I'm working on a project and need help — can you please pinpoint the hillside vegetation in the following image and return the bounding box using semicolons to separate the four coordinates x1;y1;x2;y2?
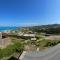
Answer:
1;24;60;60
21;24;60;34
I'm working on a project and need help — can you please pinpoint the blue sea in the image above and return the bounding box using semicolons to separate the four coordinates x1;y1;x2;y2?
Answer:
0;26;17;32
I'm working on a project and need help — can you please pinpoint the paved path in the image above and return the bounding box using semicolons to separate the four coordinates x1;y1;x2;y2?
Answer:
20;44;60;60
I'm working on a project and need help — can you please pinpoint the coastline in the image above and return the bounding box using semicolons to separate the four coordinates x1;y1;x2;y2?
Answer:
0;26;17;32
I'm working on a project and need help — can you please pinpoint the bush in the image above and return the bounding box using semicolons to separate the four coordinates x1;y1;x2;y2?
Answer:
0;42;24;59
42;40;60;47
36;39;60;47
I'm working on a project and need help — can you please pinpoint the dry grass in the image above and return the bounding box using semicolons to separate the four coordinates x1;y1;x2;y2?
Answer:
45;35;60;40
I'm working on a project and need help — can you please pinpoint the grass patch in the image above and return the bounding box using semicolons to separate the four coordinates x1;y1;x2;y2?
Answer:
0;42;24;59
36;39;60;47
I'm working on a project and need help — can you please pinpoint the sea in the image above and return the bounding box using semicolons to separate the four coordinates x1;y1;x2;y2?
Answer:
0;26;17;32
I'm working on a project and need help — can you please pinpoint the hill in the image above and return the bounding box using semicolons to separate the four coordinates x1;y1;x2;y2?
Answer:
18;24;60;34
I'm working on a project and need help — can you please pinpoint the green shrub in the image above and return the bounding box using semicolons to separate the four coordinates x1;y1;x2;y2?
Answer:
0;42;24;59
36;39;60;47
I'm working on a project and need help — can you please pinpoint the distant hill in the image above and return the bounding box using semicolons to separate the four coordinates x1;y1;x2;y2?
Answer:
19;24;60;34
27;24;60;29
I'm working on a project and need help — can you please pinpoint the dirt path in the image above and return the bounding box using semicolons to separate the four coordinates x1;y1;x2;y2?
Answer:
45;35;60;40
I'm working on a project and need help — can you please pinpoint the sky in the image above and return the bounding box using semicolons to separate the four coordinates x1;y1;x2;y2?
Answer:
0;0;60;26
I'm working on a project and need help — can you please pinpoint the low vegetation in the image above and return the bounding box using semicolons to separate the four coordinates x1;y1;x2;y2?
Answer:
0;42;24;60
0;36;60;60
36;39;60;47
10;35;60;49
1;24;60;60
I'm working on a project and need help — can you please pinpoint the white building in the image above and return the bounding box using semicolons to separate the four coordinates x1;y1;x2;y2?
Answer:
31;38;36;41
23;34;36;37
18;32;24;36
